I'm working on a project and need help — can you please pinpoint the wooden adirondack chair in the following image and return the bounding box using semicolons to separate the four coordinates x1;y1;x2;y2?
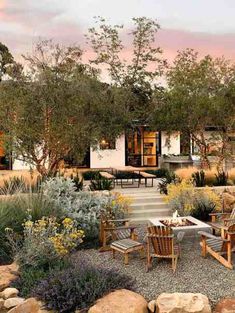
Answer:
199;223;235;269
99;216;138;252
146;226;180;272
209;207;235;238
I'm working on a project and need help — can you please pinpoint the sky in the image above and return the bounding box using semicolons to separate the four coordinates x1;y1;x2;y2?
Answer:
1;0;235;63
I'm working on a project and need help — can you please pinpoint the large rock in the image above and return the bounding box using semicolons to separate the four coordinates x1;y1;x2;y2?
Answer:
4;297;25;309
214;298;235;313
88;289;148;313
0;263;19;291
7;298;40;313
0;287;19;299
155;293;211;313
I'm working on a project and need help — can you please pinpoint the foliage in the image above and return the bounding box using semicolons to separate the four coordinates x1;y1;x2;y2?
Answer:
0;40;126;176
90;174;114;191
0;176;28;195
42;176;77;212
165;180;221;219
32;259;134;313
87;17;166;124
0;42;14;80
192;170;206;187
70;192;131;240
83;171;100;181
115;171;140;179
158;171;179;194
145;168;169;178
10;217;84;269
215;170;229;186
0;191;63;265
152;49;235;169
70;172;83;191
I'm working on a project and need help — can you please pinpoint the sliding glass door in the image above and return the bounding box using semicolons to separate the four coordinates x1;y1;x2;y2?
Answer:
126;127;160;167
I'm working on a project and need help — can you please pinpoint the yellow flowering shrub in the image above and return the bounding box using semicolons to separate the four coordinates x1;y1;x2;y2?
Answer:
165;180;221;220
16;217;84;268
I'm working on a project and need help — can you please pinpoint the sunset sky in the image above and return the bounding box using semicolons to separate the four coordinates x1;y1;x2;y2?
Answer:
1;0;235;63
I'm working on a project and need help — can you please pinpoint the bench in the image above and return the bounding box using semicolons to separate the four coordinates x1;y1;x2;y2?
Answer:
134;171;156;187
99;171;116;187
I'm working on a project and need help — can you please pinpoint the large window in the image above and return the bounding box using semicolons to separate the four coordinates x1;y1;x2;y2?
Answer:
126;127;160;167
99;138;116;150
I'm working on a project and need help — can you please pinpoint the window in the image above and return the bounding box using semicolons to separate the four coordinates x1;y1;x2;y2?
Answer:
99;138;116;150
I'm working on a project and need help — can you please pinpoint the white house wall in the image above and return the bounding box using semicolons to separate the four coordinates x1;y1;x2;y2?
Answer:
12;159;32;170
161;131;181;155
90;135;126;168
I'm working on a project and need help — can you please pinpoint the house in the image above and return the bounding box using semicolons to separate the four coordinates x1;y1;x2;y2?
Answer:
1;126;235;171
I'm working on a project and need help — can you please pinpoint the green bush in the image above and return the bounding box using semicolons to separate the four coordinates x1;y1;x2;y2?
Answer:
83;171;100;181
0;191;63;265
90;174;113;191
115;172;140;180
158;171;179;194
215;170;228;186
70;172;83;191
192;170;206;187
145;168;169;178
32;259;134;313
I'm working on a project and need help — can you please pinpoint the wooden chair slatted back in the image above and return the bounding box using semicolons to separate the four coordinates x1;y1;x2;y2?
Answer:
148;226;173;256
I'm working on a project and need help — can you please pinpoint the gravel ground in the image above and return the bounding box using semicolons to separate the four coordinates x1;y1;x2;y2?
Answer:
76;228;235;307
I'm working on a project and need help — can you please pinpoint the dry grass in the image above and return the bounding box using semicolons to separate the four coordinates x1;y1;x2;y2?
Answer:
175;167;198;180
228;168;235;183
0;170;40;187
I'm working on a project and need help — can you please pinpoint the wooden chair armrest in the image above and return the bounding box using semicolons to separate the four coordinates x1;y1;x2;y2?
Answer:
105;219;130;222
223;218;235;222
198;231;229;242
104;225;137;231
209;212;230;217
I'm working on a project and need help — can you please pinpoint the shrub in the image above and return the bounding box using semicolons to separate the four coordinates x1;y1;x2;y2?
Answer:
192;170;206;187
70;192;131;240
83;171;100;181
115;172;140;179
12;217;84;270
0;191;63;265
228;168;235;184
215;170;228;186
145;168;169;178
165;180;221;219
158;171;179;194
0;176;27;195
33;259;134;313
70;172;83;191
90;174;113;191
42;177;77;212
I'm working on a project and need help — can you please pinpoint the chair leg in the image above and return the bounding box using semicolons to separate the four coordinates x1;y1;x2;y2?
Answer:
112;249;116;259
124;253;129;265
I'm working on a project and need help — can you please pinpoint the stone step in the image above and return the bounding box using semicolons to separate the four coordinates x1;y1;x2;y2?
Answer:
130;202;169;210
129;208;171;219
119;188;159;195
130;196;165;204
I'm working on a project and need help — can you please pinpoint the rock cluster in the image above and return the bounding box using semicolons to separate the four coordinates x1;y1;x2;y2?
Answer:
0;288;53;313
88;290;213;313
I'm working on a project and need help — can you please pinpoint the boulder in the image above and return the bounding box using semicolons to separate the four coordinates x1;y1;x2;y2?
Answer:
0;298;4;309
0;288;19;299
0;263;19;291
214;298;235;313
148;300;156;312
7;298;40;313
4;297;25;309
156;293;211;313
88;289;148;313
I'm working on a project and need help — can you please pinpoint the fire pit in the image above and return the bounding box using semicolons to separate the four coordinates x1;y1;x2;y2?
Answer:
149;215;212;237
160;217;196;228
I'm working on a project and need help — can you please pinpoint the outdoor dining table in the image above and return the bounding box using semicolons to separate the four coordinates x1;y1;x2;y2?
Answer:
112;166;141;188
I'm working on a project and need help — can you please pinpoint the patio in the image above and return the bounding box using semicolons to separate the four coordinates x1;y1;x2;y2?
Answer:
76;233;235;307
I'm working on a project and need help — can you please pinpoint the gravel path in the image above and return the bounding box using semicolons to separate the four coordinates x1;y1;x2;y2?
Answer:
76;231;235;307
